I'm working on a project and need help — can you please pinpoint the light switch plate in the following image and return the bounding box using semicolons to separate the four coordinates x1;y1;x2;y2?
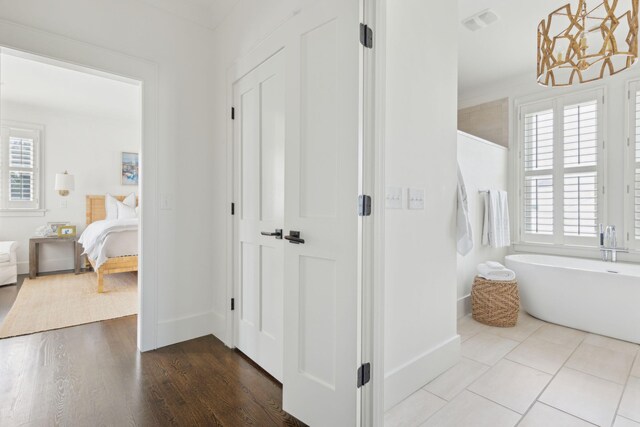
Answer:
408;188;425;210
160;193;172;210
386;187;403;209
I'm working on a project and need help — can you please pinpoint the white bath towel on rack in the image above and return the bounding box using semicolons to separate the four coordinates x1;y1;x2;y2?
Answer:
482;190;511;248
456;164;473;256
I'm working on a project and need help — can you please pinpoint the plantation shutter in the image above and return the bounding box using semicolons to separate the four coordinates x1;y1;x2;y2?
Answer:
0;125;41;210
563;100;598;237
523;108;554;235
9;136;35;202
634;90;640;240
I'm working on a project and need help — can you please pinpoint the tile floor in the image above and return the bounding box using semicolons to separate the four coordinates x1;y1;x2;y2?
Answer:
385;312;640;427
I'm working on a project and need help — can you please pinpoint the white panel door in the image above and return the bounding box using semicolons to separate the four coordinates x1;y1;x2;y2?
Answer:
283;0;362;424
234;51;285;382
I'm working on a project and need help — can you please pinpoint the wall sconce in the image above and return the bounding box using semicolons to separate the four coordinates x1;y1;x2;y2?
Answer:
54;171;75;196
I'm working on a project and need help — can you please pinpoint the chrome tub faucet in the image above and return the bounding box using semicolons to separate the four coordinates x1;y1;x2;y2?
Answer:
600;224;627;262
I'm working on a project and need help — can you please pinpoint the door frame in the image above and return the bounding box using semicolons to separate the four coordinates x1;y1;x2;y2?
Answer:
0;18;159;352
224;0;383;424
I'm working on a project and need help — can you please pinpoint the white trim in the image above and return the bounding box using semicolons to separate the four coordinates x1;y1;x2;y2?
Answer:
457;294;471;319
360;0;378;424
625;79;640;250
383;336;460;411
370;0;386;425
0;209;46;217
0;17;159;352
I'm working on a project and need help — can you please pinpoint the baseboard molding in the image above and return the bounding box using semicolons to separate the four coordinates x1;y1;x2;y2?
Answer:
210;310;229;346
384;335;461;411
157;311;216;348
457;294;471;319
17;258;75;275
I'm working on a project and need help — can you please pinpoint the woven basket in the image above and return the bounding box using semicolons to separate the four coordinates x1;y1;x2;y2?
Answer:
471;276;520;327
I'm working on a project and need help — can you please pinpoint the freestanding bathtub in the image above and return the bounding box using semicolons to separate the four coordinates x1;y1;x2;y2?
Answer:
505;254;640;344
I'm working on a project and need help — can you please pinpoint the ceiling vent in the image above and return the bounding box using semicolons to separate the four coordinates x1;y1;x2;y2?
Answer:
462;9;499;32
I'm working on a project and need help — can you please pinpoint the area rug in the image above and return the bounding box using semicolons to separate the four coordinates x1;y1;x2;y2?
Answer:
0;272;137;338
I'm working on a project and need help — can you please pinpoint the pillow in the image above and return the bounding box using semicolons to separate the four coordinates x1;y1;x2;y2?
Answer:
105;193;118;220
122;193;136;208
117;201;137;219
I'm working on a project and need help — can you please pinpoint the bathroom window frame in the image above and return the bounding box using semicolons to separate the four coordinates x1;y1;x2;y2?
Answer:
625;80;640;251
515;88;606;248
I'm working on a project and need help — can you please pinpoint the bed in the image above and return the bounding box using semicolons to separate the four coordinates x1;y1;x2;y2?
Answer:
81;195;138;293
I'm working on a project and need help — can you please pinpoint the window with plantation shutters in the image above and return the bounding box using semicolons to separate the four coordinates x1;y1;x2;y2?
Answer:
563;100;598;237
0;122;43;211
627;82;640;249
518;90;603;246
523;109;554;235
635;90;640;241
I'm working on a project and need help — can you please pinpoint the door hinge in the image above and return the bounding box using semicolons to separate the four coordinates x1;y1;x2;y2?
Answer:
231;298;235;311
231;202;235;215
360;23;373;49
358;194;372;216
231;107;235;120
357;362;371;388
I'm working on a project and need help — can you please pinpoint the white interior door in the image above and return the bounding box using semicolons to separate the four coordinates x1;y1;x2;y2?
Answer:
282;0;362;425
233;51;285;382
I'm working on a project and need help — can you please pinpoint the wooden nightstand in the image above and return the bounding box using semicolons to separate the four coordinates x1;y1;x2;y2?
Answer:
29;236;83;279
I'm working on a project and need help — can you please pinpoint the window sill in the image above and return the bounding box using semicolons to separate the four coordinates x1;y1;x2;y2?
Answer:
0;209;46;217
512;242;640;263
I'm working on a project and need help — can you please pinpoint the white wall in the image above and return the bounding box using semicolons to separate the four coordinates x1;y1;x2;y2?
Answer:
0;0;218;348
459;67;640;263
456;131;508;317
383;0;460;410
1;100;140;274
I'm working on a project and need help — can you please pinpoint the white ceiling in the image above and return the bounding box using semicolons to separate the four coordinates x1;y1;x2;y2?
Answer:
0;52;141;122
139;0;239;30
458;0;571;95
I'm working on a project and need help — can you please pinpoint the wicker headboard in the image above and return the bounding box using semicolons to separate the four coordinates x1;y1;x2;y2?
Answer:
86;195;138;225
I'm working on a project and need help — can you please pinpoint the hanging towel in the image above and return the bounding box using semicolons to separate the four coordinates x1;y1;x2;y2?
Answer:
482;190;511;248
477;262;516;281
456;164;473;256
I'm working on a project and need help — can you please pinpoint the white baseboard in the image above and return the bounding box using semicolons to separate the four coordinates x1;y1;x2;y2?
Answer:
384;335;461;411
156;311;216;348
17;258;75;275
457;294;471;319
210;310;229;346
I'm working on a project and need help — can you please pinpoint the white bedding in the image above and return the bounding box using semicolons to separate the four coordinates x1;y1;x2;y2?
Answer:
79;218;138;270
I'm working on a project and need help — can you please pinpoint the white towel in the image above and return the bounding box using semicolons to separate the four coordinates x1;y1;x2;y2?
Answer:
485;261;505;270
456;165;473;256
482;190;511;248
477;263;516;281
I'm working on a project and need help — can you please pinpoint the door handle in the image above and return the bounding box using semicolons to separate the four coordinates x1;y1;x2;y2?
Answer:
284;231;305;244
261;229;283;239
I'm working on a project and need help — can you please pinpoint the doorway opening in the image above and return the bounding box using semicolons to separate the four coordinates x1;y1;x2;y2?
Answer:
0;46;144;343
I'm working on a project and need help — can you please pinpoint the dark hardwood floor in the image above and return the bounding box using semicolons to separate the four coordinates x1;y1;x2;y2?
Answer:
0;276;304;426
